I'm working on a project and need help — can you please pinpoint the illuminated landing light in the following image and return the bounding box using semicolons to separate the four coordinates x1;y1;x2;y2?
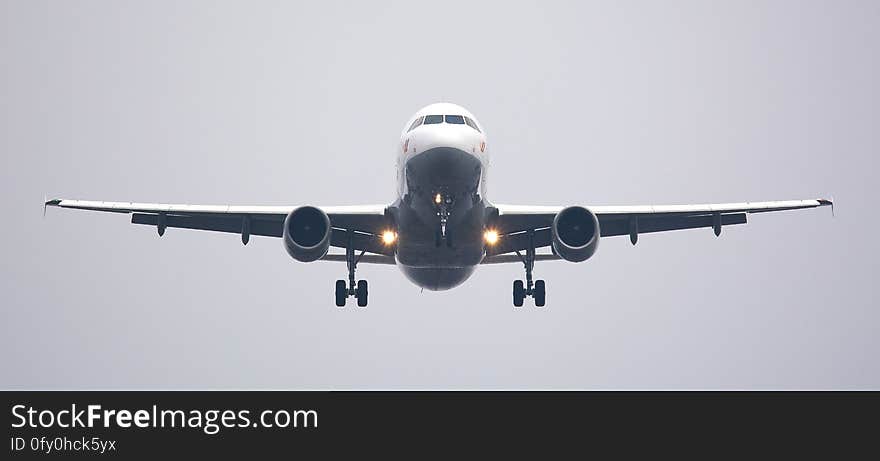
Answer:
382;230;397;245
484;229;499;245
434;193;443;204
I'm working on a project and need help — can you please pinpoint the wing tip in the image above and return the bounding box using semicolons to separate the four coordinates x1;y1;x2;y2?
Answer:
818;197;834;217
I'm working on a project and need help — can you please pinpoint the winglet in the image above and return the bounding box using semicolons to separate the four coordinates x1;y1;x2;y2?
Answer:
818;197;834;217
44;197;61;217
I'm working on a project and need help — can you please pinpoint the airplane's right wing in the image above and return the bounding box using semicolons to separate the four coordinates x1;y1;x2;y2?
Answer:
45;198;395;259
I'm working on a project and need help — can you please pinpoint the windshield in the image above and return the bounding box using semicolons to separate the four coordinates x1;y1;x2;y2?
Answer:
424;114;443;124
418;114;480;132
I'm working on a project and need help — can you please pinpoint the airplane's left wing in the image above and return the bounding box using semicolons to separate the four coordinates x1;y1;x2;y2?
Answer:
486;198;833;258
44;198;394;258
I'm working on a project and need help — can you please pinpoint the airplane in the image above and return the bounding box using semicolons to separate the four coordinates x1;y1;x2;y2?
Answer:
45;102;833;308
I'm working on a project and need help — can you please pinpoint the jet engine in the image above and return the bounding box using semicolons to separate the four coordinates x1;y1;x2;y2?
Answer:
283;206;331;262
551;206;600;262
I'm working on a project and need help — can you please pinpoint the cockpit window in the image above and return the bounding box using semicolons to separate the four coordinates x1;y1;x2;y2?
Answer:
464;116;481;132
424;114;443;124
418;114;481;131
407;116;424;132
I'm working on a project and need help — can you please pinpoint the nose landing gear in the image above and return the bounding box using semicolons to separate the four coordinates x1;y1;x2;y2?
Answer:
512;230;546;308
335;230;369;308
434;191;455;248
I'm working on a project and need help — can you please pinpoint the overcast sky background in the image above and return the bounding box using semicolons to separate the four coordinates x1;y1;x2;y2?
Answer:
2;0;877;389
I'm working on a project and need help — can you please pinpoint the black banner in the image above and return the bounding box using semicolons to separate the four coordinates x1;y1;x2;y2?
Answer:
3;391;876;457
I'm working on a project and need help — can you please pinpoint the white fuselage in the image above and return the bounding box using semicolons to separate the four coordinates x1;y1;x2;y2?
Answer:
397;103;489;201
391;103;492;290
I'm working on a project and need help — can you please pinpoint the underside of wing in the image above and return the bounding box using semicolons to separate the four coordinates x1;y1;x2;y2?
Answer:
45;198;393;256
486;198;832;257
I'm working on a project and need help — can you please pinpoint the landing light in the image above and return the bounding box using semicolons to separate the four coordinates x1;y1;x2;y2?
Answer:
434;193;442;204
382;230;397;245
484;229;499;245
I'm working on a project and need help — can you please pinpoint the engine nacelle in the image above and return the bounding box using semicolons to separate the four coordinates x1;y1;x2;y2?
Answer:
551;206;600;262
283;206;331;262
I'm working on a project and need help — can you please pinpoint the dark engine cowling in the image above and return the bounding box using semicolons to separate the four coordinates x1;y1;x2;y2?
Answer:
551;206;600;262
283;206;331;262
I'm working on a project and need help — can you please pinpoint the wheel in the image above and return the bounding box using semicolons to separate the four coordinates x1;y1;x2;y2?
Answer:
513;280;525;307
356;280;368;307
534;280;546;307
335;280;347;307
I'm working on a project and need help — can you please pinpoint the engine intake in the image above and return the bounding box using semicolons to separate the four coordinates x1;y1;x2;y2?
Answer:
283;206;331;262
552;206;600;262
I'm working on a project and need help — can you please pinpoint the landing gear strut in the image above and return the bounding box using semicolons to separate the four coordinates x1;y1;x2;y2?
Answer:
434;191;454;248
335;229;368;308
513;230;546;307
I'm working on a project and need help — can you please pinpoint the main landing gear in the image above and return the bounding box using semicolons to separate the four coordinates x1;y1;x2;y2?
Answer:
513;230;546;308
335;230;368;308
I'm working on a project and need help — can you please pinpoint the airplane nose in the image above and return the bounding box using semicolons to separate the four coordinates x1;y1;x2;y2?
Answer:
411;124;481;156
406;146;482;187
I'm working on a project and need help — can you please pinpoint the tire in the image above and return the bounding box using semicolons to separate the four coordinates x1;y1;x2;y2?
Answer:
335;280;347;307
356;280;368;307
534;280;546;307
513;280;525;307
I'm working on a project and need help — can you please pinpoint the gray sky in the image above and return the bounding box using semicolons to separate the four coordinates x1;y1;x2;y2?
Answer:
2;0;877;389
